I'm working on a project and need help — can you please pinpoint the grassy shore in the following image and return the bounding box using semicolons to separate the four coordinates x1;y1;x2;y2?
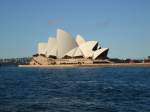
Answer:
18;63;150;68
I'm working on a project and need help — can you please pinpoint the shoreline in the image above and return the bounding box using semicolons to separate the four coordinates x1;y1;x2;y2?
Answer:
18;63;150;68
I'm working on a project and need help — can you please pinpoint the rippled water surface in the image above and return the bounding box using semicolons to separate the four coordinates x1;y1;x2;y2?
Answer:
0;67;150;112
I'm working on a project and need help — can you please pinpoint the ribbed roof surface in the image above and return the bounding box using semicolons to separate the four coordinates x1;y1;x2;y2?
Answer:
57;29;78;58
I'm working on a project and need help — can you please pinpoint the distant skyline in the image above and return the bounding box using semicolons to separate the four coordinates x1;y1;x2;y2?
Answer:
0;0;150;59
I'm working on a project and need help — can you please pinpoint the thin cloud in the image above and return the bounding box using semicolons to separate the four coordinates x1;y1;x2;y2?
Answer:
96;19;111;29
48;17;64;25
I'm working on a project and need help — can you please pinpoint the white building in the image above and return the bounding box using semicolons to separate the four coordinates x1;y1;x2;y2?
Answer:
38;29;109;60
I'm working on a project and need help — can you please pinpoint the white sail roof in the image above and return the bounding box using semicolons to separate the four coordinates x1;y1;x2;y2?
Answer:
46;37;57;56
76;35;86;46
48;45;57;57
57;29;78;58
93;48;109;59
65;47;77;57
79;41;98;58
38;43;47;54
73;47;83;57
36;29;109;59
65;47;84;57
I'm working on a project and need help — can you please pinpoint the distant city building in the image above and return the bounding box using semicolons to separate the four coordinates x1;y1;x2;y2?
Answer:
37;29;109;60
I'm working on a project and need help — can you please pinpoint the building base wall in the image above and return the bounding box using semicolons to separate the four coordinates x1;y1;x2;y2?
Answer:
29;56;110;65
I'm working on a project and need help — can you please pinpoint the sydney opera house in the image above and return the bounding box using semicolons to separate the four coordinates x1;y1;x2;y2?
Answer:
30;29;109;65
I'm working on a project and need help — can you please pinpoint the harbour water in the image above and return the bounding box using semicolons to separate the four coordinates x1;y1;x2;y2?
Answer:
0;66;150;112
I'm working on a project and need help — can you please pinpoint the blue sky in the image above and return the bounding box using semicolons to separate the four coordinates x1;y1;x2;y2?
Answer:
0;0;150;59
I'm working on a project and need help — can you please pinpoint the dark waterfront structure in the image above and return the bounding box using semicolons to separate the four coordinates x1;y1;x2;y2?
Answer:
0;57;31;66
144;56;150;63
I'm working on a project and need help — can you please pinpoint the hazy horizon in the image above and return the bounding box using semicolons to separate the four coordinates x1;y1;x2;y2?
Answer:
0;0;149;59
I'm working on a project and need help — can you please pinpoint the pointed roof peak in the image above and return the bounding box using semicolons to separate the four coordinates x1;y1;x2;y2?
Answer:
76;35;86;46
57;29;68;33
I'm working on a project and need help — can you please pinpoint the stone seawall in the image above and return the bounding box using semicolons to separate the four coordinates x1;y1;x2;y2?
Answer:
19;63;150;68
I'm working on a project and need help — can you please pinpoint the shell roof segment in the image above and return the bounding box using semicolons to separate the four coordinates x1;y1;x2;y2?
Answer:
76;35;86;46
57;29;78;58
